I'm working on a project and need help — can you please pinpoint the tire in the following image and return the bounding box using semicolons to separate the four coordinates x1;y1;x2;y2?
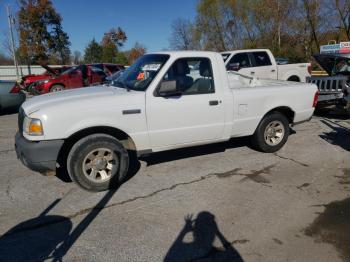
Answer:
50;84;65;92
251;112;290;153
67;134;129;192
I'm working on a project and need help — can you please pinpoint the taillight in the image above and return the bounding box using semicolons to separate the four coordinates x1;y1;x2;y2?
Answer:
313;91;319;108
10;84;21;94
307;64;312;75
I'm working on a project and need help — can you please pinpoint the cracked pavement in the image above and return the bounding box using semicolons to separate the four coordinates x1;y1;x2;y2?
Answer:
0;112;349;262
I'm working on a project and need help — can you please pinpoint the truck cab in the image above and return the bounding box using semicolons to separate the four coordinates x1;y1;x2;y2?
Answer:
222;49;311;82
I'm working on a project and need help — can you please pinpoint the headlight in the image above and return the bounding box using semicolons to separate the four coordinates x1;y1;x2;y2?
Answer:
23;116;44;136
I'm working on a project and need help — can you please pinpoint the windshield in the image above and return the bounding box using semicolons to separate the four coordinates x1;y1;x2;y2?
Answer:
221;53;231;62
107;70;124;81
61;66;79;75
113;54;169;91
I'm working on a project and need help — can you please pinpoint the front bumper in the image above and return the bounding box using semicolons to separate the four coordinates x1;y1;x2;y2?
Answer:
15;132;64;173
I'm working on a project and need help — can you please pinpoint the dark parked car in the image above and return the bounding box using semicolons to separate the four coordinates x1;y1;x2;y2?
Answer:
0;80;26;112
307;53;350;105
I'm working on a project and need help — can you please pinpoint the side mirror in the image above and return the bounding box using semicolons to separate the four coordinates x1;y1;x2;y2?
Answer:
158;80;181;97
227;63;240;71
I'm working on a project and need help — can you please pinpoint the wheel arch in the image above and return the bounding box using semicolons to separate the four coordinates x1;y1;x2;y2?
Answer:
263;106;295;124
287;75;300;82
57;126;137;168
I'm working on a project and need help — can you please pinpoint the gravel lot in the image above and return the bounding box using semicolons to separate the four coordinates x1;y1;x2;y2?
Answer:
0;110;349;262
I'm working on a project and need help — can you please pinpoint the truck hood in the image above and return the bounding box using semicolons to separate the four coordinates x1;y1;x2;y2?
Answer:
313;53;350;76
41;64;59;76
22;85;142;115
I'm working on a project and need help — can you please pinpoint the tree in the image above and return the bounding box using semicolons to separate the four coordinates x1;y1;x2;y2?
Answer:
114;52;129;65
127;42;146;64
72;50;82;65
50;23;71;64
334;0;350;40
84;39;102;63
102;27;127;48
0;52;13;65
101;27;127;62
17;0;71;65
196;0;228;51
101;42;117;63
169;18;195;50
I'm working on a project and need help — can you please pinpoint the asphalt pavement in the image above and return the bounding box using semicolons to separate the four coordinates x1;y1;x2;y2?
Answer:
0;111;349;262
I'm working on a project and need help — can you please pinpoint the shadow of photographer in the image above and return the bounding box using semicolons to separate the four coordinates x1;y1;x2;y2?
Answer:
164;211;244;262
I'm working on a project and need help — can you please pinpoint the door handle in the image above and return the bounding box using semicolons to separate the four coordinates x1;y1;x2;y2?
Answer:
271;69;276;72
209;100;219;106
250;71;255;75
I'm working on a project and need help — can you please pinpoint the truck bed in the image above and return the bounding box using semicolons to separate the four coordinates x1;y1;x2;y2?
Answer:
227;72;300;89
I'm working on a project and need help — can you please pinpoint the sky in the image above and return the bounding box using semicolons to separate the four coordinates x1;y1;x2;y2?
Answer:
0;0;197;55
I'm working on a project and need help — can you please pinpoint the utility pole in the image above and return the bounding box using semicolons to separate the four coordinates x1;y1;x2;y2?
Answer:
6;5;19;80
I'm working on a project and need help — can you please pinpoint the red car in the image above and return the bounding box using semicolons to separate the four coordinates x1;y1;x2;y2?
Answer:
21;65;70;91
31;63;124;95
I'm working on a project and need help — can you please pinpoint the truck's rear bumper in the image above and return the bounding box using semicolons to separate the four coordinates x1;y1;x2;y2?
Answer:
15;132;64;173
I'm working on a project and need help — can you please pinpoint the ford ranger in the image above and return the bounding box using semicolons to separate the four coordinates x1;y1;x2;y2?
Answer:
15;51;318;191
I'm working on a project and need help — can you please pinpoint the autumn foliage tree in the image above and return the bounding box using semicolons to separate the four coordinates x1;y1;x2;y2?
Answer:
126;42;147;64
171;0;350;62
17;0;71;65
101;27;127;63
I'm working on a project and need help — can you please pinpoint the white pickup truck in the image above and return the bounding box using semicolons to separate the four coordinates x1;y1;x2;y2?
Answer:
221;49;311;82
15;51;318;191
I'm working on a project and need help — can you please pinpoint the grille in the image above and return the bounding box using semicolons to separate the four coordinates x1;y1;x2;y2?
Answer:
306;76;347;94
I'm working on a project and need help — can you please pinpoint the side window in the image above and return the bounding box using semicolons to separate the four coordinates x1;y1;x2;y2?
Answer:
161;58;215;95
106;65;118;74
228;53;251;69
252;52;272;66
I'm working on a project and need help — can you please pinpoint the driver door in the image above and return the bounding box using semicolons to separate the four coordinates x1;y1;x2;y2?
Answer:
146;57;225;150
67;67;83;88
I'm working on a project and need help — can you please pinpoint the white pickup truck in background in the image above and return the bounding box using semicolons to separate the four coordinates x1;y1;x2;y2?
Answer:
15;51;318;191
222;49;311;82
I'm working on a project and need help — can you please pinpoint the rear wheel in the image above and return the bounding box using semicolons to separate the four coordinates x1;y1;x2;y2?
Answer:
67;134;129;191
50;84;65;92
251;112;290;153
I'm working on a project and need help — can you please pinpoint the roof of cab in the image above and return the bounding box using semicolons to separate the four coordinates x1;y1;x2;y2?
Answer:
149;50;220;57
221;49;271;54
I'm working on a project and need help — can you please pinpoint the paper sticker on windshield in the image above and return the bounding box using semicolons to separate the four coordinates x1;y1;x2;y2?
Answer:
136;72;145;80
142;64;161;71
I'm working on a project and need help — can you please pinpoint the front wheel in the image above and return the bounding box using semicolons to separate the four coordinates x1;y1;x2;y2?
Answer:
251;112;290;153
67;134;129;191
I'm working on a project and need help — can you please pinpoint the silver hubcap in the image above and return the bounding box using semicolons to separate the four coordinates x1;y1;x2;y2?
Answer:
264;121;285;146
82;148;119;183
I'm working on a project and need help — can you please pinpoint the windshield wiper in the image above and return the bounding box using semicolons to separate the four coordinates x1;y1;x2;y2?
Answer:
113;80;131;92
